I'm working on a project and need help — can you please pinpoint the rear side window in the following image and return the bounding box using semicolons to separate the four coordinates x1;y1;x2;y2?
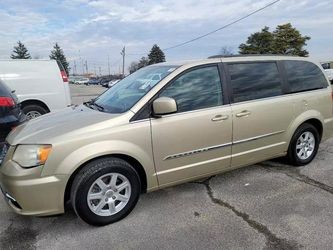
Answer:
0;80;12;97
160;66;223;113
228;62;282;103
284;61;328;93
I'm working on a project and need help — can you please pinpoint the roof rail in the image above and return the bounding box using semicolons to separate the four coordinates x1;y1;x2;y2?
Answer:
208;54;301;59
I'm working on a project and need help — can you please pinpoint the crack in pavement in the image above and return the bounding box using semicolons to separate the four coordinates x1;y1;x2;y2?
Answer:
192;177;301;250
259;162;333;195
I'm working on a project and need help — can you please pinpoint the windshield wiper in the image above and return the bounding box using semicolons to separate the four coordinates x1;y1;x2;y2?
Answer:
83;100;104;112
91;102;105;111
83;101;93;109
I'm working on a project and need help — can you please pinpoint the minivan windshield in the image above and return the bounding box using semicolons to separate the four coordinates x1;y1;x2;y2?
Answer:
92;65;178;113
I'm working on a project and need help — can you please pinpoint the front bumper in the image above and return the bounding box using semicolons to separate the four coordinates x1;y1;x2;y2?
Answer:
0;154;67;216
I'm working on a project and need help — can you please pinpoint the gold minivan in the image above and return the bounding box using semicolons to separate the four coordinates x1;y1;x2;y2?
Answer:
1;56;332;226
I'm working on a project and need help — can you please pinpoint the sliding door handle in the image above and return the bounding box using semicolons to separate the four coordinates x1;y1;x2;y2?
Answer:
236;110;251;118
211;114;229;121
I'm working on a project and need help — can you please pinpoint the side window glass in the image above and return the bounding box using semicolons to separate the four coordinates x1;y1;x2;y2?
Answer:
284;61;328;93
160;66;223;113
228;62;282;103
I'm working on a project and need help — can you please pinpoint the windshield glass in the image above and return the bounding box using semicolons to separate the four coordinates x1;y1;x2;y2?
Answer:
93;65;178;113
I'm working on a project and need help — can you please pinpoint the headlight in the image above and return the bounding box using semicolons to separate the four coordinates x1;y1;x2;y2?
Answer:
12;145;52;168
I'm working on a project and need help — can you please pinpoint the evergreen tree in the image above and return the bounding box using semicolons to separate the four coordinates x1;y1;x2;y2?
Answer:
272;23;310;56
239;23;310;56
11;41;31;59
239;27;274;55
49;43;70;74
148;44;165;65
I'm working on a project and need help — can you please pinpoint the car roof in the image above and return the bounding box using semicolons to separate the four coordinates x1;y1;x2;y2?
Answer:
155;55;317;68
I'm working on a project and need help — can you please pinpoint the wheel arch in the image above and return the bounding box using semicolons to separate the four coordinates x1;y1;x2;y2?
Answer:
64;154;148;205
21;99;50;113
303;118;323;140
287;111;324;146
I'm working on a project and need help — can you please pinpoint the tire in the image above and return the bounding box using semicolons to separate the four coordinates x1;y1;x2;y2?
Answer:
71;157;141;226
287;123;320;166
22;104;48;120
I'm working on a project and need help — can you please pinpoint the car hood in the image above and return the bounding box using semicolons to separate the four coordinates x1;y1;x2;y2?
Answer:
6;105;124;145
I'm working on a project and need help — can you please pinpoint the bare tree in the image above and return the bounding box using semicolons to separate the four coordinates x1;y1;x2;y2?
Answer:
220;46;234;56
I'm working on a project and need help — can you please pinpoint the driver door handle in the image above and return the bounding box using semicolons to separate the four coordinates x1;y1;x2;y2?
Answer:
236;110;251;118
211;114;229;121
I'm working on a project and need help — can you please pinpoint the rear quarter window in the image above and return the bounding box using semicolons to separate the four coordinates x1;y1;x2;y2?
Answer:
0;80;12;96
284;61;328;93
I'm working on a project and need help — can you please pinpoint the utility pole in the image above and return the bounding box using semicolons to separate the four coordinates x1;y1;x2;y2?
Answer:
94;64;96;76
85;60;88;74
120;46;125;77
78;49;84;75
108;55;111;76
99;66;101;76
73;60;77;75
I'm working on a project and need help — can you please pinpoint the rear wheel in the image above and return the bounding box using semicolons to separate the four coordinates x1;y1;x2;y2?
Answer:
287;123;320;166
71;157;141;226
22;104;47;120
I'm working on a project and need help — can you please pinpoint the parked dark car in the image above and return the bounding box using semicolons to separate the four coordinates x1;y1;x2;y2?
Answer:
100;78;112;87
87;78;101;85
0;80;26;142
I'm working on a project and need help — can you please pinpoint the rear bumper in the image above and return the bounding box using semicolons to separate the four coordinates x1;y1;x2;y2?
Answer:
0;114;26;141
0;159;67;216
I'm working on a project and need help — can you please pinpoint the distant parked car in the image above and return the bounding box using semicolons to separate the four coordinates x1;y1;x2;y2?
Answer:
108;79;120;88
100;78;112;87
0;80;25;142
75;78;90;85
69;76;82;84
0;59;71;119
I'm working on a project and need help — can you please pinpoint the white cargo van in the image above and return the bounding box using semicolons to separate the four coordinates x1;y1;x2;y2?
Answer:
0;60;71;119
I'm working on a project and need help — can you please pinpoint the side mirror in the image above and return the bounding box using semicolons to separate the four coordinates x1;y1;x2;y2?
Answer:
152;97;177;116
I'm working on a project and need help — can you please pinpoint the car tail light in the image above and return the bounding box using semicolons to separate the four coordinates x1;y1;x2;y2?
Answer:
61;70;68;83
0;97;15;107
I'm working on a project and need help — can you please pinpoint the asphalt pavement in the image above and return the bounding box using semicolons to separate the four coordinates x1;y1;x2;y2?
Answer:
70;84;107;105
0;85;332;250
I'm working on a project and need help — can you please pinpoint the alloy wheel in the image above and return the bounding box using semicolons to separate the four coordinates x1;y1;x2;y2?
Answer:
87;173;131;216
296;131;315;160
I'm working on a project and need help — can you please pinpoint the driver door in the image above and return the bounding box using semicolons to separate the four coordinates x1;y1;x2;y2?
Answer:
150;65;232;187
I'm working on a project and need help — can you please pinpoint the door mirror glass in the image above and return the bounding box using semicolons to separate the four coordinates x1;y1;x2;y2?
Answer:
153;97;177;116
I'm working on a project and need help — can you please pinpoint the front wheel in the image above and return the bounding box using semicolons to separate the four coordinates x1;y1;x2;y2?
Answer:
287;123;320;166
71;158;141;226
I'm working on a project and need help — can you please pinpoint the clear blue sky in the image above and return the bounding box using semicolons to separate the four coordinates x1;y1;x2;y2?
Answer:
0;0;332;74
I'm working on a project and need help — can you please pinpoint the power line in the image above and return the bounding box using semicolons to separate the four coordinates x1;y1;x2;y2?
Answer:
163;0;280;51
128;0;280;55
